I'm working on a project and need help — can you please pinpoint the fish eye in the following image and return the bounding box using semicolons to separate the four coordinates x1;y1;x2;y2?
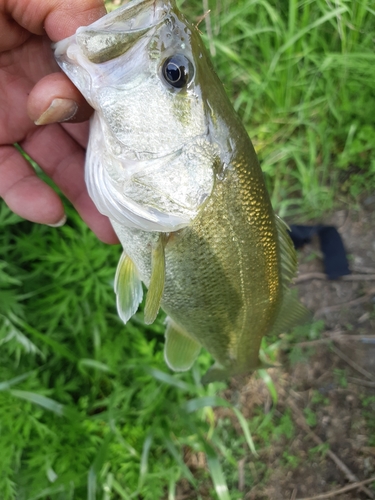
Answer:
162;54;193;89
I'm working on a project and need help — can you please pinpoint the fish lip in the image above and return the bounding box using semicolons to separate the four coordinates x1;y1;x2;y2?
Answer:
79;0;168;34
53;0;169;62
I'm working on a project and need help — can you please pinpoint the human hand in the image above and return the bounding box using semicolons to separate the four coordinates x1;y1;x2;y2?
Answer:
0;0;119;243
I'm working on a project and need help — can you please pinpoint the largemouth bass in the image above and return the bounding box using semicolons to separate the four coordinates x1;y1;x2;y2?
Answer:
54;0;308;382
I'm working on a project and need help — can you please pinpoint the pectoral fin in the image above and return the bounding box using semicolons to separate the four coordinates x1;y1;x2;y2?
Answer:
114;252;143;324
144;234;167;325
164;318;201;372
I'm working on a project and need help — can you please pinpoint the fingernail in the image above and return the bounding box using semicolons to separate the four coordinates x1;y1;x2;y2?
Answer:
35;98;78;126
47;214;67;228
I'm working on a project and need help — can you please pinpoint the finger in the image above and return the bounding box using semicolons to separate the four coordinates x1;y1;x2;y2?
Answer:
0;9;31;51
20;124;119;244
46;0;107;40
62;122;90;150
28;72;94;125
6;0;106;40
0;145;65;225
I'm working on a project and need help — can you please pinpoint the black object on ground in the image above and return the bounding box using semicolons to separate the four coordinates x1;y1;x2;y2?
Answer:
289;225;351;280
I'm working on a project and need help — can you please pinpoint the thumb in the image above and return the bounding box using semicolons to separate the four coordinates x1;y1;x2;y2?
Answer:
5;0;106;40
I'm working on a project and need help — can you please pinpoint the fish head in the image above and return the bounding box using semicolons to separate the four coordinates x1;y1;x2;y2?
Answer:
54;0;225;232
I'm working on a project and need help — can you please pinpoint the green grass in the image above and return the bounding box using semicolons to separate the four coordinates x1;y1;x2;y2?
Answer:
1;201;259;499
2;0;375;498
181;0;375;218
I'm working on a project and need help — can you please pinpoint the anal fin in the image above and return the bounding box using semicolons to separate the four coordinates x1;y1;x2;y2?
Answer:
114;252;143;324
164;318;201;372
144;234;167;324
270;290;311;337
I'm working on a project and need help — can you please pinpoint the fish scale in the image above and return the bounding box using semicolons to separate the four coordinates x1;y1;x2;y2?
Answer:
54;0;309;381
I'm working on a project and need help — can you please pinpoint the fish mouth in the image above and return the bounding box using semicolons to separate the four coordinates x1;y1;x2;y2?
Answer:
53;0;173;104
54;0;171;65
92;0;166;31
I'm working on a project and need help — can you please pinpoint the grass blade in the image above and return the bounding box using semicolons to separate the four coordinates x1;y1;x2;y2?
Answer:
0;371;35;391
112;479;132;500
269;6;349;74
164;438;197;487
8;312;77;362
9;389;64;416
138;431;153;490
258;369;278;406
79;358;114;373
206;454;230;500
145;367;193;391
184;396;257;455
232;407;258;456
88;432;114;500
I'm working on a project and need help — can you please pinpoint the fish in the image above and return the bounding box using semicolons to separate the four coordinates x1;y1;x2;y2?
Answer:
54;0;309;382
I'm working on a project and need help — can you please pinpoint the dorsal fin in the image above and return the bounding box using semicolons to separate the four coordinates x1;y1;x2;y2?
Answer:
275;215;298;288
114;252;143;324
144;234;167;324
272;215;311;336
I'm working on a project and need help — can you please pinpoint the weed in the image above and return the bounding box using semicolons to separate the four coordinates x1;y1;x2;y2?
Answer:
282;320;325;365
311;390;330;407
251;408;295;447
308;443;330;460
282;451;300;469
303;407;317;428
333;368;348;389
